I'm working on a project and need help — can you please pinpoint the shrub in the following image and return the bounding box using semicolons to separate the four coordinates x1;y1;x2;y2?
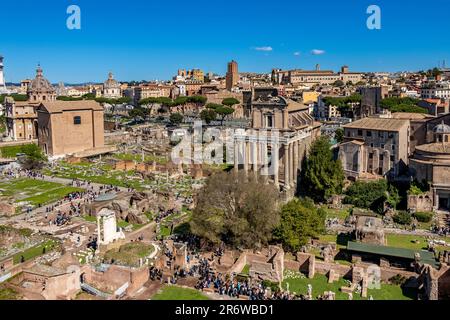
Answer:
344;180;399;214
413;211;433;223
393;211;412;225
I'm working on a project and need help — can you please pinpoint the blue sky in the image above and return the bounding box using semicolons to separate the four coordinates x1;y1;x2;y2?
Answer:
1;0;449;83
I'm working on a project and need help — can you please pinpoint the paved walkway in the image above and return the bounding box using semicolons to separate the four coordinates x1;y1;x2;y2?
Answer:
0;174;128;225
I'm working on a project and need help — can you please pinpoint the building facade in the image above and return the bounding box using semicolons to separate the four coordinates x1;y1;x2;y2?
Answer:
410;115;450;211
339;117;410;179
37;100;106;157
421;82;450;99
5;65;55;141
272;65;363;86
234;87;321;197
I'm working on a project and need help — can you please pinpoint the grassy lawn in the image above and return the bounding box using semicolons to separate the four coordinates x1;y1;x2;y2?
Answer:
43;161;147;190
323;207;350;221
317;233;351;250
104;242;154;267
12;239;59;264
117;220;143;231
82;215;97;223
386;233;448;253
282;272;413;300
0;143;33;158
0;286;21;300
159;225;171;238
0;178;84;207
151;285;210;300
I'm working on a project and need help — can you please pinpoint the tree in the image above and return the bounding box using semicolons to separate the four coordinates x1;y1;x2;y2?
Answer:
200;109;217;124
301;136;344;202
335;128;344;144
169;112;183;125
19;144;47;170
393;211;412;225
129;107;145;121
333;80;344;87
273;197;326;252
190;171;280;248
222;97;240;108
344;179;400;214
215;106;235;125
173;96;188;106
187;95;207;105
380;97;426;114
0;94;28;102
206;103;234;125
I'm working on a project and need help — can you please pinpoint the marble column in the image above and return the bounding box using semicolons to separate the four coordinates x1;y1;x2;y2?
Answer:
272;144;279;188
293;141;299;183
261;141;268;177
290;143;295;188
284;144;290;189
234;140;239;172
252;141;258;173
243;141;249;172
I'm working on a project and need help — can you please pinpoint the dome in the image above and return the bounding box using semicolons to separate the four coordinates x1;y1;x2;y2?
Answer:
104;72;120;89
28;65;55;94
433;121;450;134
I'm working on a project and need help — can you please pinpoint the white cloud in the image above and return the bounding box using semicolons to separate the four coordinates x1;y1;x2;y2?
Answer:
254;46;273;52
311;49;325;55
293;52;301;56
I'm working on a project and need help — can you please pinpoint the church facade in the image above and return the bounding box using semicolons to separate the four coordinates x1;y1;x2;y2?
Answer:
4;65;55;141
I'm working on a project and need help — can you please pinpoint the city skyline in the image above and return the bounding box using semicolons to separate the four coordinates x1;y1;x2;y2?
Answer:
1;0;450;83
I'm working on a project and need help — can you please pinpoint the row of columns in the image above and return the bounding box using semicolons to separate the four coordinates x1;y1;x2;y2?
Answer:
233;139;306;190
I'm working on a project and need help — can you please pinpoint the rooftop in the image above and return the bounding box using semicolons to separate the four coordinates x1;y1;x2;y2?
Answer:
344;117;409;132
38;100;103;113
347;241;438;268
391;112;433;120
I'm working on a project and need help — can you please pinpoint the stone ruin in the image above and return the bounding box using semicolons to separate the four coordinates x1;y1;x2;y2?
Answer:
0;197;16;217
418;263;450;300
340;265;370;298
6;264;81;300
155;240;188;275
226;246;285;283
97;208;125;246
407;192;434;213
354;214;386;245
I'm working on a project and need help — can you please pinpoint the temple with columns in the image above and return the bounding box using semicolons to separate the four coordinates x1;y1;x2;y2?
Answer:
233;87;321;197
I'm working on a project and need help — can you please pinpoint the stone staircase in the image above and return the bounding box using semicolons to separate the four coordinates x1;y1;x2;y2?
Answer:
436;210;450;228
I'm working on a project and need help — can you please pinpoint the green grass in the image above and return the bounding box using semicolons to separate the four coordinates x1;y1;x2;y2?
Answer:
386;234;448;253
151;286;210;300
323;207;350;221
282;272;413;300
82;215;97;223
104;242;154;267
0;286;20;300
241;264;250;275
12;239;59;264
159;225;171;238
0;178;84;207
0;144;34;158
